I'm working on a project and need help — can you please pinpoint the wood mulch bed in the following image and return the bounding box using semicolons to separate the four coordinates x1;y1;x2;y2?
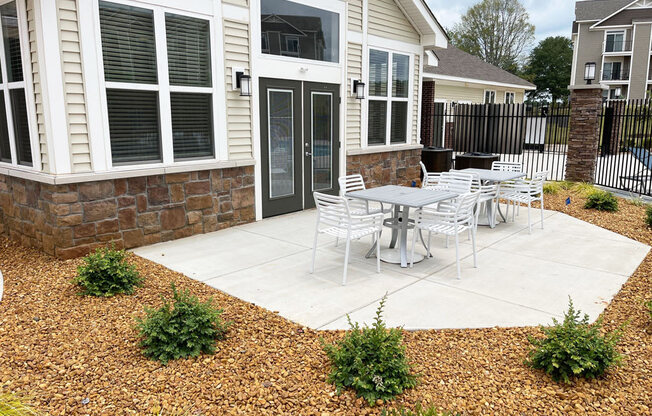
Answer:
0;190;650;415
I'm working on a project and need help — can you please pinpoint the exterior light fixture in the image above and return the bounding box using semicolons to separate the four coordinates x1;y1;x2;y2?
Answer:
232;67;252;97
351;79;365;100
584;62;596;84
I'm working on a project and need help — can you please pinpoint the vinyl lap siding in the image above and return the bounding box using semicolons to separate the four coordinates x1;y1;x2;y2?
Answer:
57;0;91;172
411;54;419;144
26;0;48;172
348;0;362;32
224;19;253;160
434;84;484;103
368;0;419;44
346;42;362;149
222;0;248;6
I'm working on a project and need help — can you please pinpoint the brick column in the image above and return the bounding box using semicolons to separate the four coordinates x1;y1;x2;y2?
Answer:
565;86;605;183
420;81;435;146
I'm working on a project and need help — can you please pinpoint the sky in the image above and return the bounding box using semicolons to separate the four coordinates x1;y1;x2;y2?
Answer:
425;0;575;46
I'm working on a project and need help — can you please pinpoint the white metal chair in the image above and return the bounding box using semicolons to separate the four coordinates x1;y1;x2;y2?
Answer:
420;162;442;190
431;171;475;213
492;161;522;172
338;174;391;216
311;192;384;285
469;173;500;228
411;192;480;279
499;171;548;233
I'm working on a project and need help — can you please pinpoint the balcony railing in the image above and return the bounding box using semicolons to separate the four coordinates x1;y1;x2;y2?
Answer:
603;40;632;53
602;70;630;81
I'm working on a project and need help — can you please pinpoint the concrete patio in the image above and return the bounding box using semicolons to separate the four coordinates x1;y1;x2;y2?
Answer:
133;207;650;330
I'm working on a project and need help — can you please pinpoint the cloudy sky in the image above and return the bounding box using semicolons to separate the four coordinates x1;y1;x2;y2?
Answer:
425;0;575;46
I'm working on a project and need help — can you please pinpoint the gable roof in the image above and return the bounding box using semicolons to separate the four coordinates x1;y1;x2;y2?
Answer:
575;0;634;21
423;46;535;89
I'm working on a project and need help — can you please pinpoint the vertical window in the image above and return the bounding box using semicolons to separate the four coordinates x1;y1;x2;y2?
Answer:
368;49;410;145
0;1;31;166
484;90;496;104
505;91;515;104
99;1;214;165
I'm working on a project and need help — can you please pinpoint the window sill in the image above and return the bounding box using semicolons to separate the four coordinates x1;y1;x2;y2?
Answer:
346;143;423;156
0;159;256;185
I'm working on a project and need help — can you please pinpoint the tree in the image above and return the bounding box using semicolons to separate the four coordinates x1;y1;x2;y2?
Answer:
449;0;535;74
523;36;573;102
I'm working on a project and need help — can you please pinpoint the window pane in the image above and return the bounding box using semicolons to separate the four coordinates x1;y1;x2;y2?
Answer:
166;13;211;87
261;0;339;63
268;90;294;198
1;1;22;83
99;1;157;84
368;100;386;145
9;89;31;166
390;102;407;143
392;54;409;98
106;89;161;164
0;94;11;162
312;92;332;191
369;50;388;97
171;92;213;160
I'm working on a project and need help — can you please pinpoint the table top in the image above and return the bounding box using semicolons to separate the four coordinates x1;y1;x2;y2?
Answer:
459;168;526;182
346;185;458;208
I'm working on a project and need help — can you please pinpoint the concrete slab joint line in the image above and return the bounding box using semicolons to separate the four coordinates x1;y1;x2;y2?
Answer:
133;209;649;331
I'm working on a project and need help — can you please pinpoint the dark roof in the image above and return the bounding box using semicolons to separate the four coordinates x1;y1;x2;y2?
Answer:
424;46;535;89
575;0;632;21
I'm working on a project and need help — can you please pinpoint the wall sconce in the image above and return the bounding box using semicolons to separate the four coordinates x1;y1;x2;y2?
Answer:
351;79;365;100
584;62;596;85
232;67;252;97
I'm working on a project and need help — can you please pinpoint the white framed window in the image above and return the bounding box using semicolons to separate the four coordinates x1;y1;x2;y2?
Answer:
483;90;496;104
605;30;626;53
97;0;217;166
505;91;515;104
367;48;411;145
261;32;269;53
284;36;300;57
0;0;34;167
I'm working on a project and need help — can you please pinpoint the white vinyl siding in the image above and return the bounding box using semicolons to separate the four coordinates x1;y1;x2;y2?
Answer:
368;0;419;44
411;53;419;144
57;0;91;172
347;0;362;32
434;83;527;104
223;18;252;160
223;0;248;6
346;42;362;150
26;0;47;172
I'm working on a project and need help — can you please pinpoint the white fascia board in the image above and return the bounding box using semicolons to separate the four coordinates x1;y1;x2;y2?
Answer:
399;0;448;47
590;1;638;29
425;73;536;91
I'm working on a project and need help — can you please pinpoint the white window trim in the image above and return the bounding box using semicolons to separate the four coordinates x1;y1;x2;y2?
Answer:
367;47;412;146
0;0;40;170
483;89;496;104
604;29;628;53
505;91;515;104
81;0;228;172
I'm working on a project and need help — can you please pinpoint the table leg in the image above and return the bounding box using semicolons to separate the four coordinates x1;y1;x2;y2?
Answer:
496;200;507;223
399;206;410;268
389;205;400;249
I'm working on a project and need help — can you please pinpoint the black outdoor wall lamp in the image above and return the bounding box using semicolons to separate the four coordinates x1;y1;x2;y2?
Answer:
232;67;252;97
584;62;596;85
351;79;366;99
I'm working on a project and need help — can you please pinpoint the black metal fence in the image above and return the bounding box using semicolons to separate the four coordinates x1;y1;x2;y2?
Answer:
596;98;652;195
426;102;570;180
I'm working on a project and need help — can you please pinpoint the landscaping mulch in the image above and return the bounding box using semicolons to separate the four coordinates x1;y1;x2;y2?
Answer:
0;190;651;415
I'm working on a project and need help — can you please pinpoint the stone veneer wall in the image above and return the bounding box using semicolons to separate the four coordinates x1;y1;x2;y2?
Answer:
420;81;435;147
566;88;603;183
346;148;422;187
0;167;254;259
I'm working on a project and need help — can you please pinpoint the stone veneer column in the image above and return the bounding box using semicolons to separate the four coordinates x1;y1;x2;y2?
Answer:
565;86;606;183
420;81;435;146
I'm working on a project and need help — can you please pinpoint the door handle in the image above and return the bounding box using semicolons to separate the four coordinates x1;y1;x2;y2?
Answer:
305;151;312;157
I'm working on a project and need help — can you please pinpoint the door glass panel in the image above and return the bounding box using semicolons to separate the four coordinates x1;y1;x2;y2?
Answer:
268;89;294;198
312;92;332;191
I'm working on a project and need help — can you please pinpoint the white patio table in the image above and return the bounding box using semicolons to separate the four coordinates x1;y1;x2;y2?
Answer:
458;168;526;224
346;185;458;268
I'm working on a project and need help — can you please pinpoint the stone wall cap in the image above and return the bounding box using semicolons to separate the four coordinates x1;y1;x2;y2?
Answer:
569;84;608;91
347;143;423;156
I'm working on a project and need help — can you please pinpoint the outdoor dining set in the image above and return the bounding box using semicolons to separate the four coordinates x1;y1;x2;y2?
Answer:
311;161;548;285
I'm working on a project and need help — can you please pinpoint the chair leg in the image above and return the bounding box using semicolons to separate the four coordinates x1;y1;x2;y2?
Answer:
454;232;461;280
445;235;449;248
410;226;418;268
527;200;532;234
334;237;339;247
540;195;545;229
310;229;319;274
427;231;432;258
512;201;516;222
471;225;478;268
505;200;509;221
342;237;351;286
376;232;381;273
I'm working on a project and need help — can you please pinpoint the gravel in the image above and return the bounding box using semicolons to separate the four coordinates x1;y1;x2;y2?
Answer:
0;190;650;415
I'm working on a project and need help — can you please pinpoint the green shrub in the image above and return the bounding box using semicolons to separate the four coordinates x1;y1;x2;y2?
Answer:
645;205;652;228
526;299;623;384
322;297;418;405
0;392;39;415
381;404;460;416
543;182;560;195
572;182;596;197
72;246;142;297
136;283;230;365
584;190;619;212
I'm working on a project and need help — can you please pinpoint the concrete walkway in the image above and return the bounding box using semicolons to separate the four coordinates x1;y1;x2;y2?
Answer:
133;208;649;330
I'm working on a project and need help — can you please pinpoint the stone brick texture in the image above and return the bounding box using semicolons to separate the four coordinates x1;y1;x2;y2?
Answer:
0;166;255;259
420;81;435;146
566;89;603;183
346;149;422;188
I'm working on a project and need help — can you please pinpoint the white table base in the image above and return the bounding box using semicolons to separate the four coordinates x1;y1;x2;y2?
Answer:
379;248;425;264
